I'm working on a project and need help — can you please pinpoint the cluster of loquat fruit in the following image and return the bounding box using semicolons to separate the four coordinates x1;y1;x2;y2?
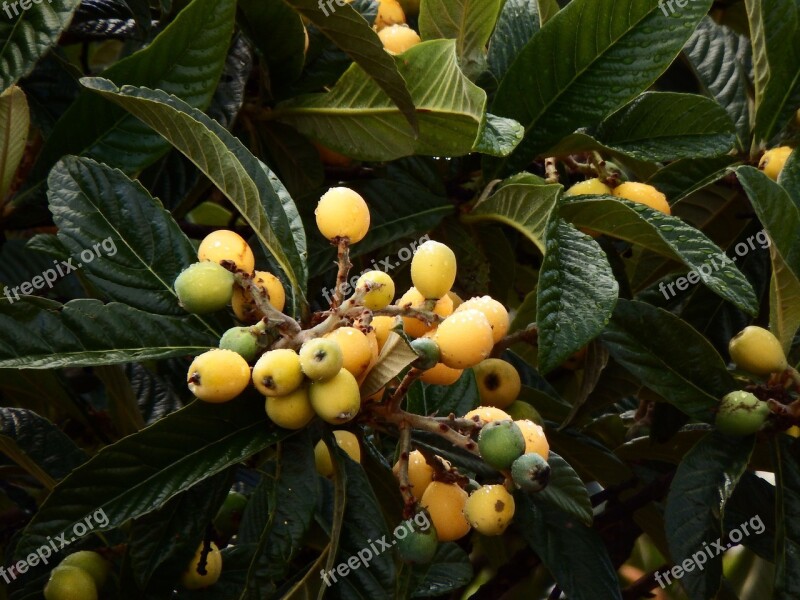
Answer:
171;184;554;570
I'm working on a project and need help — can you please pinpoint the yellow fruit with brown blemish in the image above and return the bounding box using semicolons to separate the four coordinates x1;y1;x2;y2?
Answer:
232;271;286;322
198;230;255;273
420;482;471;542
463;485;515;536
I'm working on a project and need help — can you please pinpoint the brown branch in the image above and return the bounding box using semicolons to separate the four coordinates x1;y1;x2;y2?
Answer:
544;157;559;183
331;240;352;309
492;323;538;356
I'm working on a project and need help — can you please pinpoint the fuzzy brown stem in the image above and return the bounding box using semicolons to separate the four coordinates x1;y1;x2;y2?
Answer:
331;240;352;309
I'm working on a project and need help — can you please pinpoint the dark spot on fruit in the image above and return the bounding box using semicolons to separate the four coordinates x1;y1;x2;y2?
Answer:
495;500;505;512
188;372;201;384
314;350;327;362
264;376;276;389
485;373;500;391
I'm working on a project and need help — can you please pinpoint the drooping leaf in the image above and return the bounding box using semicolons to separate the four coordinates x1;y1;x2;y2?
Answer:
488;0;712;175
0;0;81;92
406;369;479;417
536;217;618;373
772;437;800;599
244;432;319;598
533;452;593;526
282;0;417;132
516;494;622;600
128;470;233;589
14;395;291;560
0;298;218;368
418;0;502;80
560;195;759;314
0;407;87;485
487;0;542;80
745;0;800;143
462;180;561;254
601;299;736;421
16;0;235;207
81;78;309;311
275;40;488;161
47;156;199;316
736;166;800;283
664;431;754;599
407;543;472;598
683;17;751;146
0;85;29;198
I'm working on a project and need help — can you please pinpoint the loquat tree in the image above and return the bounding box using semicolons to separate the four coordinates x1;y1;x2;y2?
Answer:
0;0;799;598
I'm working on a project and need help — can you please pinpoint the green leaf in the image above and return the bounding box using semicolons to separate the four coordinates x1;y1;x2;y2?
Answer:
462;180;561;254
47;157;199;316
0;298;218;368
283;0;417;132
664;432;754;599
516;494;622;600
560;196;759;314
546;94;738;164
407;543;472;598
325;454;396;598
683;17;751;146
746;0;800;143
487;0;542;80
772;437;800;599
81;78;309;310
14;395;292;561
0;85;29;198
360;332;418;399
488;0;712;175
275;40;487;161
533;452;593;526
418;0;502;80
601;299;736;421
770;249;800;354
0;407;86;485
407;369;479;417
0;0;80;92
244;432;319;598
536;217;618;374
238;0;305;85
736;166;800;282
646;155;738;203
22;0;235;196
472;114;525;157
128;471;233;590
549;92;736;162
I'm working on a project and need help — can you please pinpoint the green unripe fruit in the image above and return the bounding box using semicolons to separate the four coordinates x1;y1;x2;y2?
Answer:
410;337;440;371
219;326;259;362
728;326;788;375
715;391;770;436
299;338;344;381
59;551;109;589
506;401;544;426
511;452;551;493
44;566;98;600
478;419;525;471
396;518;438;563
174;262;234;314
214;491;248;538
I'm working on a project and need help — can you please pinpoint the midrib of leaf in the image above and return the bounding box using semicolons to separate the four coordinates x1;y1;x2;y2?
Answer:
770;245;800;352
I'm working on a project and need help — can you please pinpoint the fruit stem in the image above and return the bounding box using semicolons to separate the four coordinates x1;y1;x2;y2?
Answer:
389;410;481;457
491;323;538;357
331;239;352;309
233;272;301;340
396;425;416;515
388;368;423;413
562;155;596;176
544;157;559;183
372;305;445;326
